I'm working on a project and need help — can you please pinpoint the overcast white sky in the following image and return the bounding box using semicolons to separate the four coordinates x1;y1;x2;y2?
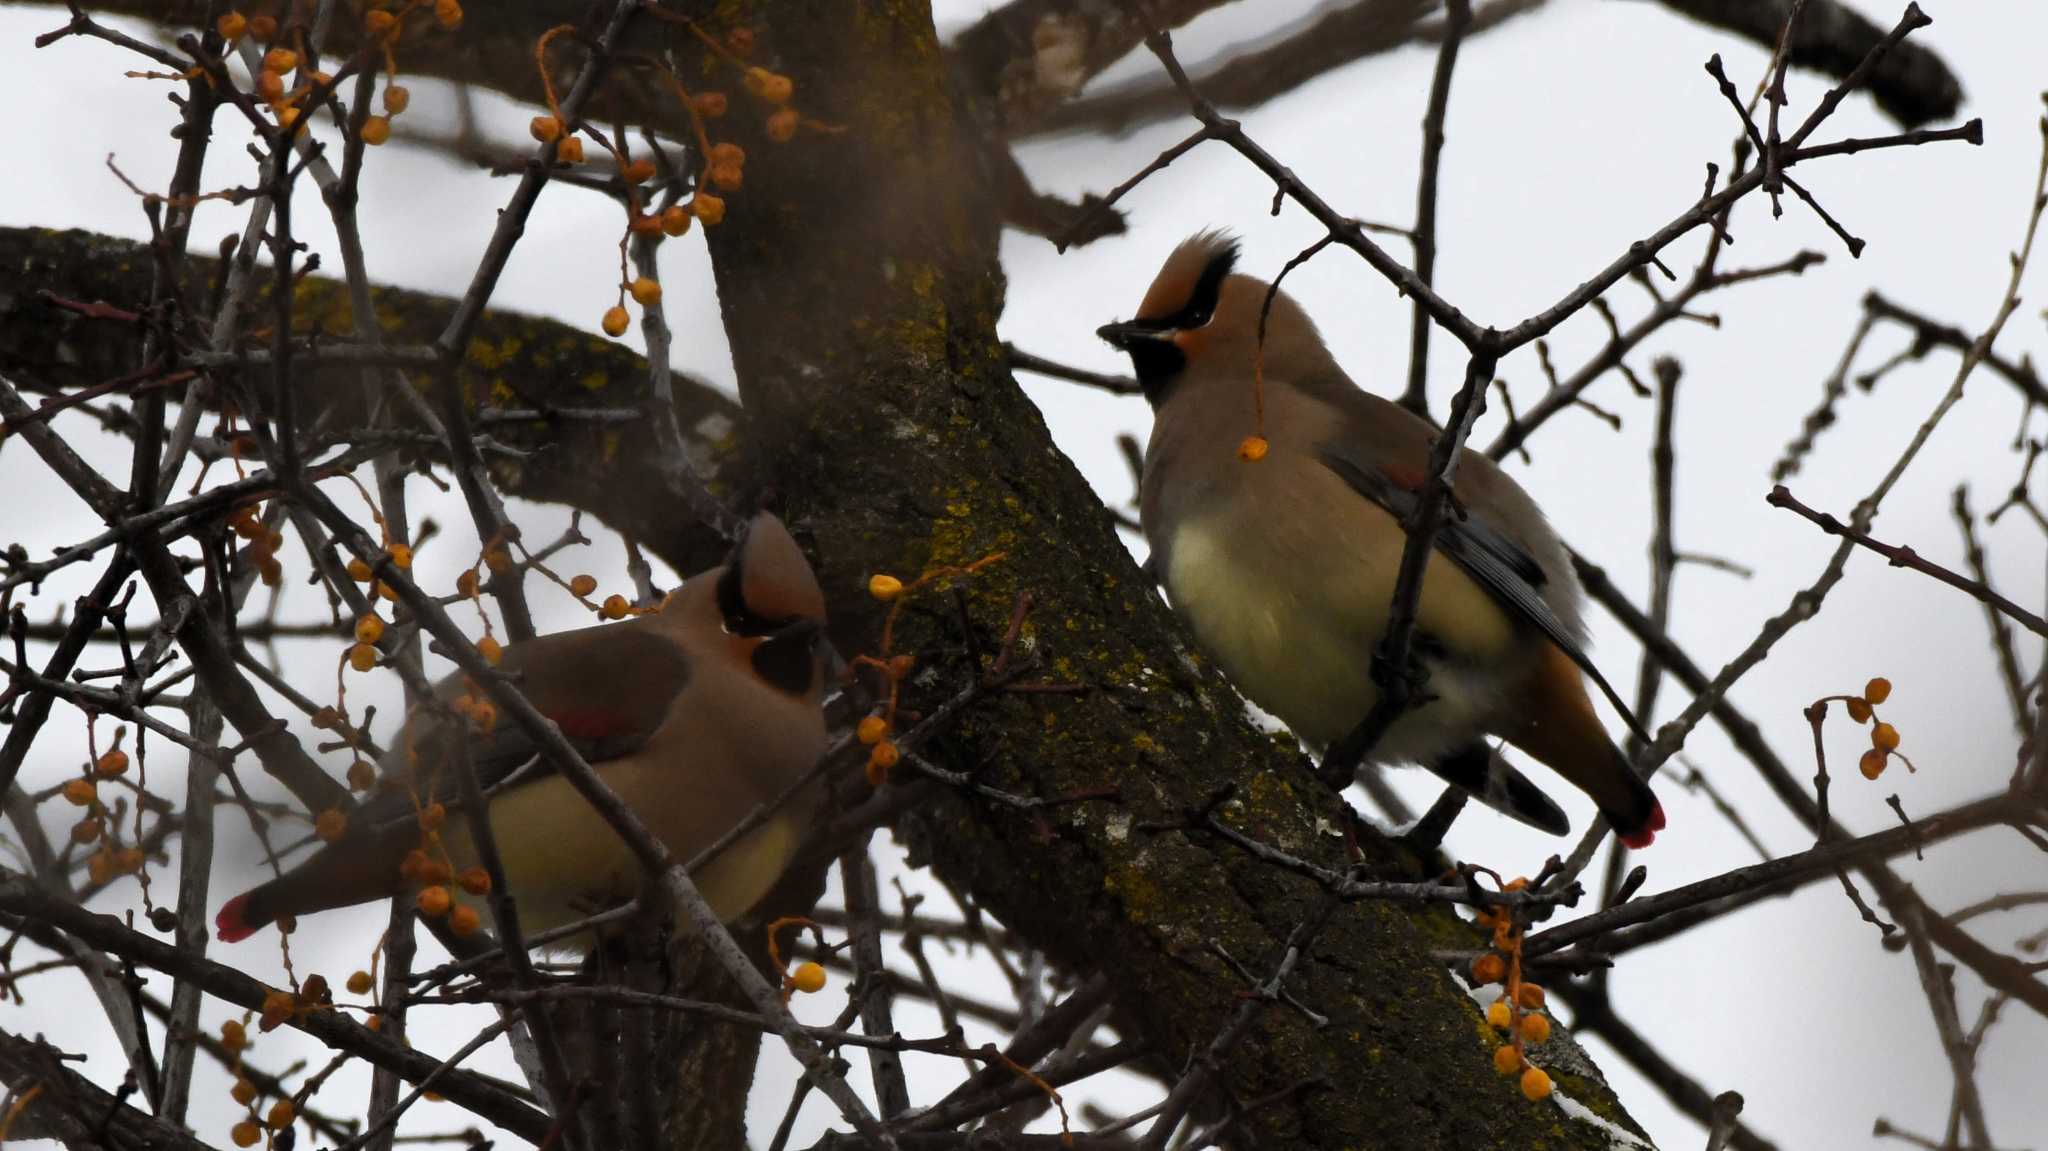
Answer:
3;1;2046;1148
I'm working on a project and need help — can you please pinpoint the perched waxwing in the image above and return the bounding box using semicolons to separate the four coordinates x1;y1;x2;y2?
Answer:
1099;232;1664;847
215;512;836;943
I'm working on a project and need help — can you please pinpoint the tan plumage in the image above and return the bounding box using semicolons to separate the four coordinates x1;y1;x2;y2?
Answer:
1100;232;1663;845
216;512;836;944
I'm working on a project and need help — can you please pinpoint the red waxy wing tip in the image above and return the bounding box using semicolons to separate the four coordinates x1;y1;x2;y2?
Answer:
215;892;258;943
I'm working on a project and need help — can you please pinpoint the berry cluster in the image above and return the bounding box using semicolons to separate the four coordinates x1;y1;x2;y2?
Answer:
853;553;1006;786
1468;878;1556;1103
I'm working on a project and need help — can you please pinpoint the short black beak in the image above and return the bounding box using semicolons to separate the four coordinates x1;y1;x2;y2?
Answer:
1096;320;1172;351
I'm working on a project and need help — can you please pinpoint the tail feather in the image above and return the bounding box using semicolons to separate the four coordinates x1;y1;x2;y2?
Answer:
215;888;271;943
1510;644;1664;849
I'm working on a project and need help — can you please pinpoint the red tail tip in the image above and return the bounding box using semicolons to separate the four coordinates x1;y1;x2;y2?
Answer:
215;892;259;943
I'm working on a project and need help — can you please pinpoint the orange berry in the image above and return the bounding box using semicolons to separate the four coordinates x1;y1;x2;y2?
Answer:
1470;953;1506;985
708;141;745;168
419;858;452;886
300;974;329;1003
117;846;146;874
856;715;889;745
691;193;726;225
347;557;373;581
601;305;630;338
419;803;447;832
221;1019;248;1049
868;740;900;772
789;961;827;994
629;278;662;306
484;546;514;574
726;27;756;55
360;114;392;145
433;0;462;30
1871;722;1900;752
346;970;374;995
266;1098;295;1128
259;990;294;1030
1520;1013;1550;1044
364;1013;383;1031
1486;1000;1512;1029
348;759;376;790
87;851;117;885
448;903;482;936
1517;984;1545;1011
348;643;377;672
314;808;348;842
416;885;451;917
231;1120;261;1147
95;749;130;777
558;136;585;164
63;778;96;806
382;84;410;114
1493;1044;1521;1075
375;581;398;603
692;91;728;118
311;706;341;730
1864;677;1892;705
364;9;397;37
1846;697;1872;723
568;574;598;597
478;636;503;665
708;163;743;192
468;701;497;732
263;48;298;74
765;106;800;142
887;654;915;678
868;573;903;601
1520;1066;1553;1101
458;866;492;895
660;205;693;236
354;615;386;644
71;817;103;844
601;594;630;620
247;14;277;40
456;569;481;598
530;115;563;144
628;212;665;237
743;67;793;104
622;159;656;184
1237;435;1269;462
231;1076;258;1105
217;12;248;41
254;68;284;102
1859;748;1888;780
387;544;412;570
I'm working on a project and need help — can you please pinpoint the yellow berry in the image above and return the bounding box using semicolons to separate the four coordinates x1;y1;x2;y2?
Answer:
416;885;451;917
1493;1044;1521;1075
622;159;656;184
347;760;376;791
348;643;378;672
346;970;373;995
231;1120;261;1147
355;615;386;644
456;569;481;598
364;9;397;37
1517;984;1545;1011
1237;435;1269;462
217;12;248;41
266;1098;295;1128
221;1019;247;1049
87;851;116;885
263;48;298;75
382;84;410;114
601;305;630;338
1470;953;1506;985
790;961;826;994
458;866;492;895
857;715;889;745
231;1076;258;1105
1846;697;1872;723
71;817;103;844
1486;1000;1512;1029
63;778;96;806
1520;1066;1553;1101
478;636;503;665
347;558;373;581
314;808;347;842
692;91;728;118
629;278;662;306
387;544;412;570
433;0;463;31
569;574;598;597
1859;748;1888;780
375;580;399;603
273;106;302;137
558;136;585;164
448;903;482;936
95;749;130;777
601;594;630;620
660;205;693;236
691;193;725;225
708;141;745;168
744;67;794;104
1864;677;1892;705
360;115;392;145
766;106;800;143
530;115;563;144
708;163;743;192
1871;722;1900;752
868;573;904;601
1520;1013;1550;1044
